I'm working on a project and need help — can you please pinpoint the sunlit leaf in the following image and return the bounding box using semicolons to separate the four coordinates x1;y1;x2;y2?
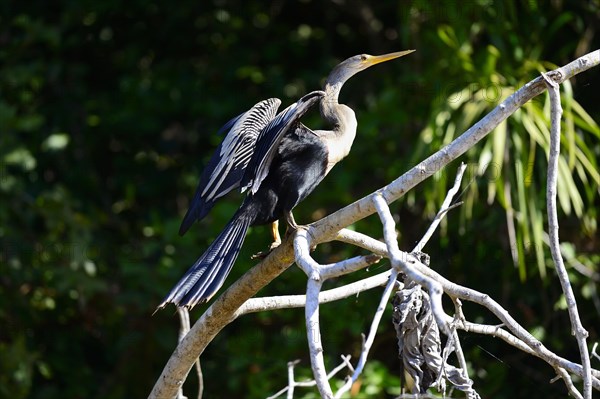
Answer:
41;133;70;151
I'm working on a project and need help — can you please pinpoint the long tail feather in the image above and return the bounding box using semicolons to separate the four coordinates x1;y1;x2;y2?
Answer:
160;211;252;308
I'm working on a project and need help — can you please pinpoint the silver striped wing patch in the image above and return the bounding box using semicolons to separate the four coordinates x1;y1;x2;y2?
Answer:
200;98;281;202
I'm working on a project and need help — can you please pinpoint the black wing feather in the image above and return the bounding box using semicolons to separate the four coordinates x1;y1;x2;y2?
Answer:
241;90;325;194
160;210;253;307
179;98;281;235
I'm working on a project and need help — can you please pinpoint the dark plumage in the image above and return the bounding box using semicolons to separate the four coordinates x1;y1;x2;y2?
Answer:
178;98;281;235
162;91;325;307
160;51;415;308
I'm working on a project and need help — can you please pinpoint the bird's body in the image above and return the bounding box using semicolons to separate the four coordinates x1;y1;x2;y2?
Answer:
160;50;415;308
247;125;329;224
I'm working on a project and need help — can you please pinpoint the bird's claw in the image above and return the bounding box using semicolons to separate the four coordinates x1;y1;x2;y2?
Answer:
251;250;269;260
251;214;303;259
251;239;282;260
269;239;282;250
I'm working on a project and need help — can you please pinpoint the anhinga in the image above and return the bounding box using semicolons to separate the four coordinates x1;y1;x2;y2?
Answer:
160;50;415;308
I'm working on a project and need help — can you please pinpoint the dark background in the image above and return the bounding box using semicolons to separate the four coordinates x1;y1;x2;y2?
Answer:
1;1;599;398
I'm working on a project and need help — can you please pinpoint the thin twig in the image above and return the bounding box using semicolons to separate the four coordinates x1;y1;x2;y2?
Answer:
542;71;592;399
436;274;600;387
414;162;467;252
334;269;399;398
592;343;600;362
267;357;353;399
175;308;204;399
193;360;203;399
176;308;189;399
460;320;600;391
553;367;584;399
286;360;300;399
450;299;470;380
234;270;391;315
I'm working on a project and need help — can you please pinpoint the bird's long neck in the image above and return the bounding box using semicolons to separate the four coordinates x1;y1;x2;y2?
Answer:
317;81;358;174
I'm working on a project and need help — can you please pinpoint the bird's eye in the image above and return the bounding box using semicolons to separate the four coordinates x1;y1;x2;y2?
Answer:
360;54;367;61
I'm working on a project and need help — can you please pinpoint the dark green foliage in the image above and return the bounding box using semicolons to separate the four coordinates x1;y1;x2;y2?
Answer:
1;1;598;398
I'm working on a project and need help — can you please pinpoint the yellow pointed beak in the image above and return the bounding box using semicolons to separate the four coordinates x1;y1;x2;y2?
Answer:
365;49;416;66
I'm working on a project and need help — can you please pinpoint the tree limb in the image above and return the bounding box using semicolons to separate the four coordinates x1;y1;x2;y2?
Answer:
542;71;592;398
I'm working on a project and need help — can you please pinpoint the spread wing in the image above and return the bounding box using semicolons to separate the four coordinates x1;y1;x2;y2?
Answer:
179;98;281;235
241;90;325;195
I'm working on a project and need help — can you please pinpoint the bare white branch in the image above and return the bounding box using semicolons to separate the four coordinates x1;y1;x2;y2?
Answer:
175;308;202;399
414;162;467;252
434;273;600;388
542;71;592;399
286;360;300;399
449;299;471;386
373;193;452;331
267;356;353;399
592;343;600;362
335;228;389;255
234;271;391;315
553;367;584;399
304;274;331;398
293;227;333;398
334;270;399;398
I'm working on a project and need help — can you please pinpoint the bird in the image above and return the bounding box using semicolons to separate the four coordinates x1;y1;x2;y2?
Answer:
160;50;415;309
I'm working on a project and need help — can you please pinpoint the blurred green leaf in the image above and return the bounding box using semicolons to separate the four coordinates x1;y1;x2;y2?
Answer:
41;133;70;151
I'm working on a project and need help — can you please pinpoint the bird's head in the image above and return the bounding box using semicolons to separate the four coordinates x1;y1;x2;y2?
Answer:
325;50;415;88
